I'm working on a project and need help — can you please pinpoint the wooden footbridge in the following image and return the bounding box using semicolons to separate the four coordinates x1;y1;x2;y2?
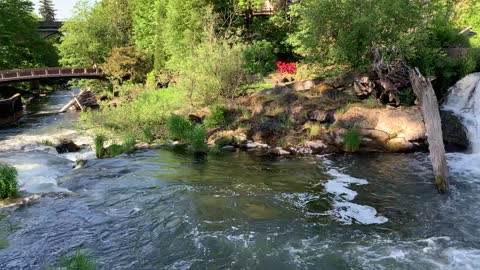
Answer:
0;67;105;84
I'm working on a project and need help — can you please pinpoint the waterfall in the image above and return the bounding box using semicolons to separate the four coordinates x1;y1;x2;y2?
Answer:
443;73;480;153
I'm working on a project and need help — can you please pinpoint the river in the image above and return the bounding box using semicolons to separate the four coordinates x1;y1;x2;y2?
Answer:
0;83;479;269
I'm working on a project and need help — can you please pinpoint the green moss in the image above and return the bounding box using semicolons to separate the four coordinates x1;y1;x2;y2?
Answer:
0;163;18;199
435;176;448;193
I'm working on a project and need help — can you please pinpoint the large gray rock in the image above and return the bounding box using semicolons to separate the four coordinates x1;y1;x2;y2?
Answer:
440;110;469;152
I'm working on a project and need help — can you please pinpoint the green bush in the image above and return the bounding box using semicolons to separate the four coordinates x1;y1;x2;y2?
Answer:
166;115;208;153
343;128;361;152
243;40;277;76
177;39;251;107
203;105;227;129
167;115;193;141
142;127;154;143
0;163;18;199
60;251;96;270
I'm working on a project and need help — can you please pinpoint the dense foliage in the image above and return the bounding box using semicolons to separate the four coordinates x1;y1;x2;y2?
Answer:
0;0;58;69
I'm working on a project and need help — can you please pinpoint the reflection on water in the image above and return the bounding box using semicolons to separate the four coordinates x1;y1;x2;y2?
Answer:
0;91;479;269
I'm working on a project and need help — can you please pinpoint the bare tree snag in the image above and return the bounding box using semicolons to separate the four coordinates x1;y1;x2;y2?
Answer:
409;68;449;193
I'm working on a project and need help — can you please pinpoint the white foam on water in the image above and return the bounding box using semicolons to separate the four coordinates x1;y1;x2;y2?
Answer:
0;152;72;194
442;248;480;270
443;72;480;153
324;169;388;225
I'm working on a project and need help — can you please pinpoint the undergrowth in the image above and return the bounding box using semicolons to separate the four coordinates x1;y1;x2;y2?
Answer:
59;251;96;270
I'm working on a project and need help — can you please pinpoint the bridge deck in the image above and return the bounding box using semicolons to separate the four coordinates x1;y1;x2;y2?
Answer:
0;67;104;83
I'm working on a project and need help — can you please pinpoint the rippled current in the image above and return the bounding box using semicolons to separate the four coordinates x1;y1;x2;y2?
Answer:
0;91;479;269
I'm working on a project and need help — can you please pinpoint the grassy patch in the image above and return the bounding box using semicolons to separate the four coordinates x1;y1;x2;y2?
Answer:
81;87;189;141
303;122;322;138
343;128;361;152
60;251;96;270
0;163;18;199
39;140;54;147
337;96;383;114
240;81;275;94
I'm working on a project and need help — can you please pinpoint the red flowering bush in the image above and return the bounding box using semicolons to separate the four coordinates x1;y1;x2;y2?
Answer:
276;61;296;74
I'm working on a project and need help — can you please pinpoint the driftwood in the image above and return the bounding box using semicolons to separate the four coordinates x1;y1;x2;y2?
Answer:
409;68;449;193
59;90;99;113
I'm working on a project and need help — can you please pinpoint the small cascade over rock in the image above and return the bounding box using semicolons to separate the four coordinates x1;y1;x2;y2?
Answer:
443;73;480;153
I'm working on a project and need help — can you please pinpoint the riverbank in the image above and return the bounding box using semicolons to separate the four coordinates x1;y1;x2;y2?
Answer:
79;75;470;159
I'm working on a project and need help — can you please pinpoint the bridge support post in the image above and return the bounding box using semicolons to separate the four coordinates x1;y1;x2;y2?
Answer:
29;80;40;93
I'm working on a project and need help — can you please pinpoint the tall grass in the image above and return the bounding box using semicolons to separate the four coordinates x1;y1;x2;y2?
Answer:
203;104;226;129
167;115;193;141
0;163;18;199
343;128;361;152
167;115;208;153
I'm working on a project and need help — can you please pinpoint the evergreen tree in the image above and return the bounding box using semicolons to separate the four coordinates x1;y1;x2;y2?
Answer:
39;0;56;22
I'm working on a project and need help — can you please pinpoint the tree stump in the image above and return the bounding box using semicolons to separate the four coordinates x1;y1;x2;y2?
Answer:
409;68;449;193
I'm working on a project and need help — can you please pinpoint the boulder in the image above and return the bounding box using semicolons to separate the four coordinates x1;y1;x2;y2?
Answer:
269;147;290;156
440;110;469;152
307;110;334;123
55;139;81;154
306;140;327;154
333;106;427;152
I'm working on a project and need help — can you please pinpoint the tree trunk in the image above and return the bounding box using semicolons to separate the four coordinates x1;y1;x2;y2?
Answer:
409;68;449;193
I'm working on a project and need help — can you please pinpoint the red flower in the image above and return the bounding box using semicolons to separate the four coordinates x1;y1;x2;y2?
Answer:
276;61;296;74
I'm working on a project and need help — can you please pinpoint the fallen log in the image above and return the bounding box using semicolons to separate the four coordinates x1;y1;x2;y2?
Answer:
59;90;99;113
409;68;449;193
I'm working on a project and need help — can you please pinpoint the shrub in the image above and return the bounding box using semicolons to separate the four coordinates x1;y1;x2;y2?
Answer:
142;127;154;143
102;46;152;84
0;163;17;199
343;128;361;152
167;115;193;141
203;105;226;129
60;251;96;270
177;39;251;107
242;40;277;76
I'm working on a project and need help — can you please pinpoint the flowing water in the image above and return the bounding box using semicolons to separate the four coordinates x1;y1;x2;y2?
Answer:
0;84;479;269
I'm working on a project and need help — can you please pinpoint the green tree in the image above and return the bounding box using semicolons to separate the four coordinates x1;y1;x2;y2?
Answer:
39;0;56;22
57;0;133;67
0;0;57;69
288;0;463;69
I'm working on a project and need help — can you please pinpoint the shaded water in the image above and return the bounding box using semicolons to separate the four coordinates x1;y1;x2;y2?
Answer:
0;90;479;269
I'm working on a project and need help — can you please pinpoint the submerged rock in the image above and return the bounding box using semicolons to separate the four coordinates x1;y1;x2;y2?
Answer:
269;147;290;156
55;139;81;154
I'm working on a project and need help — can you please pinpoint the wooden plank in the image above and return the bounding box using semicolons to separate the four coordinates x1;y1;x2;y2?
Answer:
409;68;449;193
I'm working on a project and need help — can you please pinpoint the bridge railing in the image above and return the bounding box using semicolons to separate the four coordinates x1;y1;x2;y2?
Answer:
0;67;103;81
